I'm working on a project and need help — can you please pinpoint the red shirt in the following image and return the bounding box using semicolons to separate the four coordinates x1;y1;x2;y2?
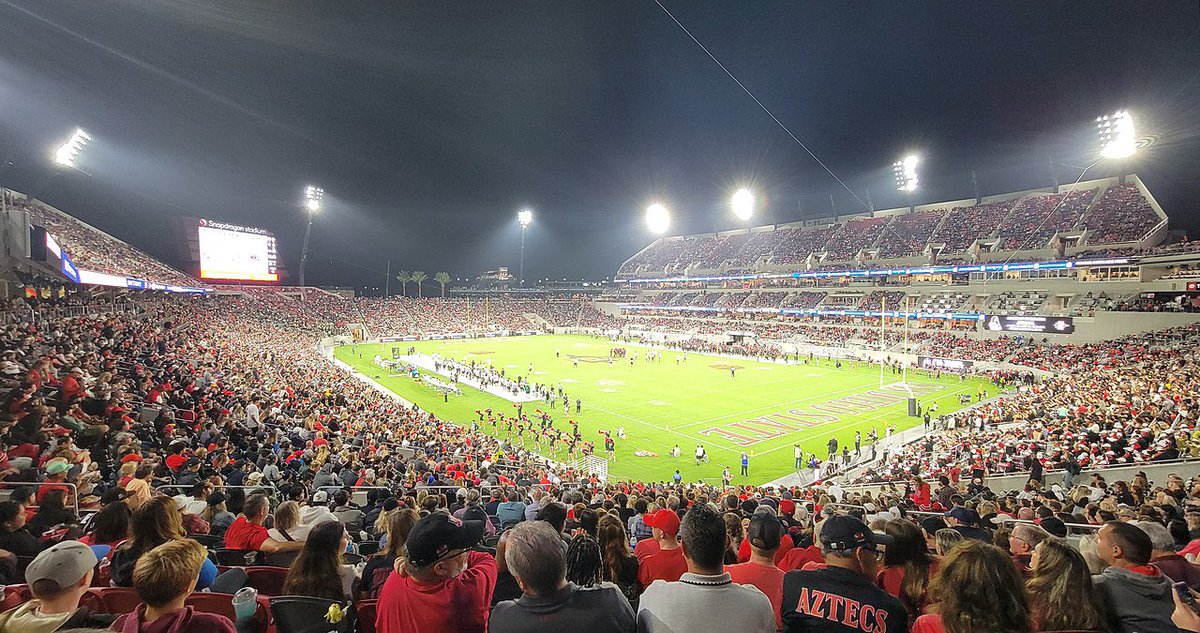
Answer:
727;560;784;630
636;546;687;586
737;534;794;564
376;550;497;633
778;544;825;571
634;537;660;561
223;516;269;551
911;614;946;633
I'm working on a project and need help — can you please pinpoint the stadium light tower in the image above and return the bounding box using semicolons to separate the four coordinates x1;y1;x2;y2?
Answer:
54;128;91;168
299;185;324;300
1097;111;1136;159
894;155;919;211
517;209;533;288
731;188;755;223
646;203;670;235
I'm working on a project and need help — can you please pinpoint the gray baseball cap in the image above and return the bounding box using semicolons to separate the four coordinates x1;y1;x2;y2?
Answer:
26;540;97;588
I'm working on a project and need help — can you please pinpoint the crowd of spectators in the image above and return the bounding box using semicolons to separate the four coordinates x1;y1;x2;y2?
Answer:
1;284;1200;632
1083;183;1163;245
14;197;198;287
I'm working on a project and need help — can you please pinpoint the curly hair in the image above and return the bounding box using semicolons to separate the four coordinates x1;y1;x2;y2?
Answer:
928;540;1032;633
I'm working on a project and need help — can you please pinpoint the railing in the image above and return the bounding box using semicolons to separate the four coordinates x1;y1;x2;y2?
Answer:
0;481;81;516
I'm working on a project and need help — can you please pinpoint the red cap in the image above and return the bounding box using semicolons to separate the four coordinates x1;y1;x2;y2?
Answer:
644;509;680;536
780;499;796;515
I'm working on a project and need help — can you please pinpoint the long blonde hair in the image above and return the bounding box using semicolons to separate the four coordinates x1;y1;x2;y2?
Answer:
1025;539;1105;632
929;540;1032;633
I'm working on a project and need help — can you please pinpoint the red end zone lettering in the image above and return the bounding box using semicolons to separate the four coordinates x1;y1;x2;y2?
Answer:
697;426;758;446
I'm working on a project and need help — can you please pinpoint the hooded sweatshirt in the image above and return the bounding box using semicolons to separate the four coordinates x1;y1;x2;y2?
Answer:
114;605;236;633
488;583;635;633
1093;566;1178;633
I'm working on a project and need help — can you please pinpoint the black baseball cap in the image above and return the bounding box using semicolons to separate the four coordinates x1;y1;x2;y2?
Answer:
747;514;784;550
820;515;894;551
406;513;484;567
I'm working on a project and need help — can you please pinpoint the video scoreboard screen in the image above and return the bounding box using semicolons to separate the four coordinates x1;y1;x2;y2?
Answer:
197;219;279;282
984;314;1075;335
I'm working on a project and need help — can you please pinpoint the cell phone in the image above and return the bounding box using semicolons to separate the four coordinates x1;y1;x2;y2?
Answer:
1175;582;1200;615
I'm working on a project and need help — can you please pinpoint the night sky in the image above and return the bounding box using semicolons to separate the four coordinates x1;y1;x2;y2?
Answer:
1;1;1198;290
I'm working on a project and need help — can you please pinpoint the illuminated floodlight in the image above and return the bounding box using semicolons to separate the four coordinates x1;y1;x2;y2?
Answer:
54;128;91;168
304;185;324;212
646;203;670;234
517;208;533;228
1097;110;1136;159
731;188;754;221
893;155;919;192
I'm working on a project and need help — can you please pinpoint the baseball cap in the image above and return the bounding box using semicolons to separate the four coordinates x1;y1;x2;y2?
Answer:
26;540;97;588
945;506;974;523
747;514;784;550
406;513;484;567
643;509;681;536
45;461;71;476
819;515;894;551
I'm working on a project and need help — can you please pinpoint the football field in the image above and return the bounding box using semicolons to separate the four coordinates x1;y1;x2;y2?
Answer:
333;334;996;485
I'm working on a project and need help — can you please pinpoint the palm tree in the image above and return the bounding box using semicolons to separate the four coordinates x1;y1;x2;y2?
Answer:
396;270;410;297
411;271;428;298
434;272;451;297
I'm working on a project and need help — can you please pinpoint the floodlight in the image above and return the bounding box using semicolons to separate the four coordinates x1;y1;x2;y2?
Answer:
646;203;670;234
54;128;91;168
731;188;754;221
304;185;324;212
893;155;919;192
1098;110;1136;159
517;209;533;228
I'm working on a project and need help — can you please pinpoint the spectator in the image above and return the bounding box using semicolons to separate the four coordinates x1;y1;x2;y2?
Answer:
496;490;526;527
727;512;786;630
597;512;641;608
123;465;154;510
912;540;1032;633
490;522;635;633
944;507;990;542
199;492;234;536
1007;523;1050;574
113;539;237;633
525;488;547;523
1026;537;1106;632
331;490;364;532
223;493;305;555
565;534;604;587
933;528;963;558
79;501;131;552
637;503;774;633
109;496;236;592
283;520;357;600
376;512;495;633
1139;520;1200;588
877;518;935;623
0;499;42;557
362;507;419;598
0;540;114;632
636;509;687;586
454;489;496;537
1093;521;1178;633
781;515;905;633
26;489;76;538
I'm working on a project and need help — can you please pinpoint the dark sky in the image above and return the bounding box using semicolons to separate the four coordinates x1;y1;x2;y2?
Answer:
1;1;1198;290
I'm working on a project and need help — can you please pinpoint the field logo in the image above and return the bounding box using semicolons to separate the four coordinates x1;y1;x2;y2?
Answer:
698;382;945;446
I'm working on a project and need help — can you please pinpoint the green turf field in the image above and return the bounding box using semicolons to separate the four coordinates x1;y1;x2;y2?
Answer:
333;334;997;485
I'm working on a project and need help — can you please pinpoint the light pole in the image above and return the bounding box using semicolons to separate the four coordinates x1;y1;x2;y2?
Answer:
517;209;532;288
299;185;323;299
893;155;919;212
54;129;91;168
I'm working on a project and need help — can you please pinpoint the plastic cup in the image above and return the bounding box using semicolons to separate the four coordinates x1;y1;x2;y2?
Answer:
232;586;258;621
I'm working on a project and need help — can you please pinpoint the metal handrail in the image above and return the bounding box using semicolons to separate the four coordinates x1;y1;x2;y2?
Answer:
0;480;80;516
